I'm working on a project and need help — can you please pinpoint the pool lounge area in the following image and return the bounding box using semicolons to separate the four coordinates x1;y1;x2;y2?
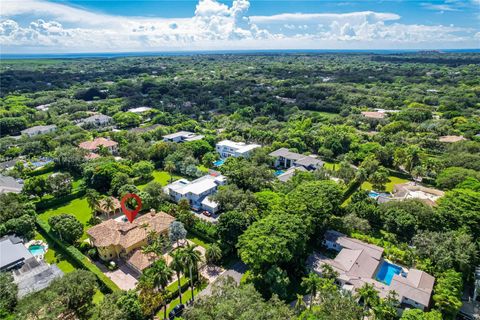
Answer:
375;260;404;285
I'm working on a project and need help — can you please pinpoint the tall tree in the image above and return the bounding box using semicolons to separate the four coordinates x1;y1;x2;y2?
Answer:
179;244;202;302
170;250;185;305
302;272;322;310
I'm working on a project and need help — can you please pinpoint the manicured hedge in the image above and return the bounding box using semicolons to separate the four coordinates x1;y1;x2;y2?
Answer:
27;163;56;177
190;219;217;243
36;219;120;293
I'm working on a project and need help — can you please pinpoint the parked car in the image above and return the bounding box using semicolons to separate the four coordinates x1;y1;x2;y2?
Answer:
168;304;185;319
202;210;212;217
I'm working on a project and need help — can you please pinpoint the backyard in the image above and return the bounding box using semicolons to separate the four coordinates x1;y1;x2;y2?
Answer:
137;170;180;190
38;197;93;240
360;176;409;193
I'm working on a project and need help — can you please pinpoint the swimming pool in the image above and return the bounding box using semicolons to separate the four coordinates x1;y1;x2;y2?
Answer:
368;191;380;198
213;159;225;167
376;261;402;285
274;170;285;176
28;245;46;256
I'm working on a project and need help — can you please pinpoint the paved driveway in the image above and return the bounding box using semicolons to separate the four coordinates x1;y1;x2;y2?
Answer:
95;261;139;291
198;261;247;297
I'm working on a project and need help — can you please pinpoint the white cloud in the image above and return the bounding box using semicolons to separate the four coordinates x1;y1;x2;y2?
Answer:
0;0;478;52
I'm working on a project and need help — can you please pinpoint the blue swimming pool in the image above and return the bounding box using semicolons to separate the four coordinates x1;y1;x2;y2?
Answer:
376;261;402;285
274;170;285;176
28;245;46;256
213;159;225;167
368;191;380;198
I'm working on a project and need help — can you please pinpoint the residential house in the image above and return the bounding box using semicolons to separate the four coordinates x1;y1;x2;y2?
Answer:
276;166;307;182
361;111;386;119
0;235;63;298
216;140;260;159
87;210;175;273
21;125;57;137
127;107;153;114
269;148;324;171
79;137;119;156
78;114;113;128
308;230;435;311
439;135;466;143
163;131;204;143
164;173;226;213
0;174;23;194
0;159;19;172
392;182;444;207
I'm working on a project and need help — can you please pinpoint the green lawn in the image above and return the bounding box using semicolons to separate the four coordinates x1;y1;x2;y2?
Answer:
197;165;209;173
34;232;76;273
137;170;180;190
323;161;338;171
38;197;92;239
361;176;410;193
186;234;210;248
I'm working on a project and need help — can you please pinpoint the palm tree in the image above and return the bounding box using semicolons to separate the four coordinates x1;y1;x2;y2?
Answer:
205;244;222;269
301;272;322;310
356;283;380;320
170;250;185;305
294;294;306;315
179;244;202;302
86;189;100;215
165;161;176;183
102;196;116;218
147;258;173;320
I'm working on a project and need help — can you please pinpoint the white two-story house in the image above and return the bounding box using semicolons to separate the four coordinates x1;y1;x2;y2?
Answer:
216;140;260;159
164;174;226;213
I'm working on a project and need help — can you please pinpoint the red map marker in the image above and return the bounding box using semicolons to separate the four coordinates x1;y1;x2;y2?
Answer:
120;193;142;223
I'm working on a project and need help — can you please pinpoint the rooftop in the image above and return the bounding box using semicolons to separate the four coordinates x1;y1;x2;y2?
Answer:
79;137;118;151
324;230;384;260
309;231;435;308
82;114;112;123
361;111;386;119
439;135;466;143
0;175;23;194
87;211;175;249
163;131;204;141
166;174;226;196
0;235;32;271
21;125;57;134
127;107;153;113
217;140;261;153
12;259;63;298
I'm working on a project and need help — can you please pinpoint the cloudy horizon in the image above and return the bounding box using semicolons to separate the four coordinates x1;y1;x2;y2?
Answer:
1;0;479;53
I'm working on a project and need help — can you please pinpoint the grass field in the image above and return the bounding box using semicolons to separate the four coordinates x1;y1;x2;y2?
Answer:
137;170;180;190
360;176;409;193
38;198;92;239
323;161;338;171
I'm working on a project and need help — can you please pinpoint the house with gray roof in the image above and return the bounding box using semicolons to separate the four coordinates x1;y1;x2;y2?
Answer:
0;174;23;194
78;114;113;127
270;148;324;171
269;148;324;181
0;235;32;271
1;235;64;298
308;230;435;311
163;131;204;143
20;125;57;137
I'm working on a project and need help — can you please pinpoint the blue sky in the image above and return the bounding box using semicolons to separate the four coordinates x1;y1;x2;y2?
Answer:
1;0;479;53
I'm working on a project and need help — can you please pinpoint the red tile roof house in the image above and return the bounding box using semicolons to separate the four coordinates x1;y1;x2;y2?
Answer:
87;210;175;274
307;230;435;311
79;137;119;158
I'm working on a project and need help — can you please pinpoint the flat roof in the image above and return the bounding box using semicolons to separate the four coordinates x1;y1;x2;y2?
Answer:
0;236;32;271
